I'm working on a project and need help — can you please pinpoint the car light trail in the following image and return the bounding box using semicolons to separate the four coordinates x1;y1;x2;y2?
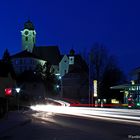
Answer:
30;104;140;124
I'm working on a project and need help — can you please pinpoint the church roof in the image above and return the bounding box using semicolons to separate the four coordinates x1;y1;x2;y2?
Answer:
33;46;61;65
24;20;35;30
10;50;43;60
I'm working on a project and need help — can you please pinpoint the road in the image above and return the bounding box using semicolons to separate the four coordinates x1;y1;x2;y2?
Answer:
0;107;140;140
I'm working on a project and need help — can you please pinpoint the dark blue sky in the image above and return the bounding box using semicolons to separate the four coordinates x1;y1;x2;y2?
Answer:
0;0;140;73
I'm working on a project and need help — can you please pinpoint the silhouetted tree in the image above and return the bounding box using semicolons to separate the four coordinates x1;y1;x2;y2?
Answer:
35;62;57;97
83;43;127;100
2;49;16;79
89;43;109;81
2;49;11;63
88;44;109;98
101;55;126;101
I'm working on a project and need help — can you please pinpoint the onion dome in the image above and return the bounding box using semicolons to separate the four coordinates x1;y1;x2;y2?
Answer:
70;49;75;55
24;20;35;30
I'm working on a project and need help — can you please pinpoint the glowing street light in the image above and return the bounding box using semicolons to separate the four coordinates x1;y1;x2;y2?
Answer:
15;88;21;112
15;88;20;93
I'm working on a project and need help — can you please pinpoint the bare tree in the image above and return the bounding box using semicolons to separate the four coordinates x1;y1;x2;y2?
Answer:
88;43;126;100
88;43;109;98
89;43;108;81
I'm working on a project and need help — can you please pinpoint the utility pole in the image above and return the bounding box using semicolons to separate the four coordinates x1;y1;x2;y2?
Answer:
88;52;91;107
61;77;63;98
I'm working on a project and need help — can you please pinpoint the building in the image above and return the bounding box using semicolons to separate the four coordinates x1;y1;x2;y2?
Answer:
61;49;89;100
111;67;140;108
11;50;46;74
10;20;89;100
11;20;61;75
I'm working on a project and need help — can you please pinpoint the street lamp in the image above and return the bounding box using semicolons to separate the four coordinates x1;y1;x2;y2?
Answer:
16;88;20;93
58;76;63;98
15;88;21;112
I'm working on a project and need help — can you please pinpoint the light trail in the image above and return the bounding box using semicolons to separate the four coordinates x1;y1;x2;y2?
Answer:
30;98;140;125
30;104;140;124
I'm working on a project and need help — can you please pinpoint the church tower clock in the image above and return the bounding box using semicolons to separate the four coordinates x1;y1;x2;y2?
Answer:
21;20;36;52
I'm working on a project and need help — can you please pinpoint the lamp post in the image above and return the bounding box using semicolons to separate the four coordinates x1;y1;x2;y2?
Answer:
88;53;91;107
59;76;63;98
15;88;20;112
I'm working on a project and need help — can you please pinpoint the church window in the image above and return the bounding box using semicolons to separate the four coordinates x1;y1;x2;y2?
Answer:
20;59;23;64
29;67;32;70
30;59;33;64
24;59;26;64
69;56;74;65
24;66;27;71
15;60;19;64
31;59;35;65
25;37;28;41
20;67;22;72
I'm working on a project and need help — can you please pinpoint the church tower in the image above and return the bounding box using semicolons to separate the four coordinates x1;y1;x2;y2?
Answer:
69;49;75;65
21;20;36;52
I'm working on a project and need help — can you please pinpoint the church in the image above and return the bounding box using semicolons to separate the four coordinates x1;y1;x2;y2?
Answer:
10;20;89;100
11;20;61;76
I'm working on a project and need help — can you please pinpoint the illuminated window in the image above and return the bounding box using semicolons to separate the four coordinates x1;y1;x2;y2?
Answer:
111;99;119;104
